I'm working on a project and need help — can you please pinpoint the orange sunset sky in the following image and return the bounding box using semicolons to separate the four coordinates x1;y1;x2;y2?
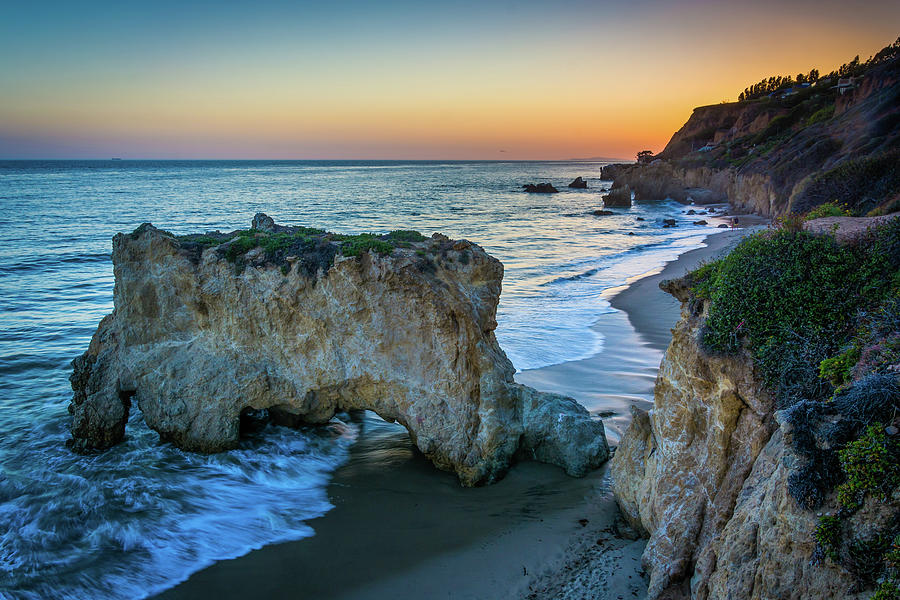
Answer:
1;1;898;160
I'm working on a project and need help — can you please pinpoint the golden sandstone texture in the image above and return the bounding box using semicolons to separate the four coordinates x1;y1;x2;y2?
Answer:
611;278;873;600
69;215;608;486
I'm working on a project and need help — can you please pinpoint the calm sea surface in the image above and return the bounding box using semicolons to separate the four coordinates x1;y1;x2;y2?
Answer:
0;160;721;599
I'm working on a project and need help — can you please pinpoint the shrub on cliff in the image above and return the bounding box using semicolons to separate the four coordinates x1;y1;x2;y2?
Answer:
835;423;900;511
781;368;899;512
696;231;856;382
805;200;851;220
806;105;835;126
873;581;900;600
693;220;900;406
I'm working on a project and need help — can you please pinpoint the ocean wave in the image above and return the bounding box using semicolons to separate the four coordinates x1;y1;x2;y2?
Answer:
0;251;110;276
0;414;356;600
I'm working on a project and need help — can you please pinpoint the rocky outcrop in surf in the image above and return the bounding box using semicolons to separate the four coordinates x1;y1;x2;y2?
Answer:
523;183;559;193
601;184;632;207
68;215;609;486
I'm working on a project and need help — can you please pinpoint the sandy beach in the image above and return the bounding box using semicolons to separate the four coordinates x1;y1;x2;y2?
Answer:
155;224;759;600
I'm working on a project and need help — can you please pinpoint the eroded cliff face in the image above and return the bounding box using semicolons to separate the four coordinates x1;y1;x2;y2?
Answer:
695;422;877;600
611;279;875;599
600;163;779;215
69;216;609;486
601;54;900;218
611;279;775;598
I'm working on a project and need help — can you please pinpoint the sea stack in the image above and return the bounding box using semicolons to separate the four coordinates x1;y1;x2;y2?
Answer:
68;214;610;486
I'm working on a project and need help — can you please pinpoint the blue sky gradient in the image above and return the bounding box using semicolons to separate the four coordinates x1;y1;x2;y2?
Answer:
2;1;898;158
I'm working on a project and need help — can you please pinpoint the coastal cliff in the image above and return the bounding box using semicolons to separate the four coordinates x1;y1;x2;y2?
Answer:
610;281;867;599
600;162;778;214
611;221;900;599
602;43;900;218
611;278;777;598
69;215;609;486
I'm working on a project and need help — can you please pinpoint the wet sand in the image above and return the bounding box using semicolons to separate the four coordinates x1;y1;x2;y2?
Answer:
609;224;761;352
155;224;760;600
155;414;642;600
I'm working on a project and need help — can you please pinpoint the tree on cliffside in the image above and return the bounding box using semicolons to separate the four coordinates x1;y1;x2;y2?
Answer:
636;150;654;164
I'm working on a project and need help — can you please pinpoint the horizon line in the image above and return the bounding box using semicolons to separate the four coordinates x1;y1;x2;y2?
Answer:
0;156;634;163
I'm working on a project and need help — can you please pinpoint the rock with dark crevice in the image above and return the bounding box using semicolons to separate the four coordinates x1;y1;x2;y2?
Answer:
602;184;632;207
251;212;277;232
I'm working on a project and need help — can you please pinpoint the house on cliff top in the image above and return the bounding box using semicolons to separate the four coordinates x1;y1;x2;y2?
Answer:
833;76;864;94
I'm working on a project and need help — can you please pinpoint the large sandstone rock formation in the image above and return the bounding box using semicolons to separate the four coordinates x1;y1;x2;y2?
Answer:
602;163;767;211
610;277;874;599
69;215;609;486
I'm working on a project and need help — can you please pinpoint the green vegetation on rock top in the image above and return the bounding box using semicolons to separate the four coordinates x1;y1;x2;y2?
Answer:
172;227;430;259
804;201;851;221
691;222;899;402
333;233;395;257
165;224;433;275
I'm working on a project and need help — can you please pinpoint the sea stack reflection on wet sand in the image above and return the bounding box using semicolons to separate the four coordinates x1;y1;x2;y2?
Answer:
70;214;609;485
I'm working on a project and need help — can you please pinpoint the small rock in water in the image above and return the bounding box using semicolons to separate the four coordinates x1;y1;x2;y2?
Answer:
592;209;614;216
663;219;677;228
718;223;729;228
567;176;588;189
636;217;645;221
523;182;559;193
693;220;708;225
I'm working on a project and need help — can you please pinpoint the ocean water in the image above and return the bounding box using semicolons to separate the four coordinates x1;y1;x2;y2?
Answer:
0;160;722;599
